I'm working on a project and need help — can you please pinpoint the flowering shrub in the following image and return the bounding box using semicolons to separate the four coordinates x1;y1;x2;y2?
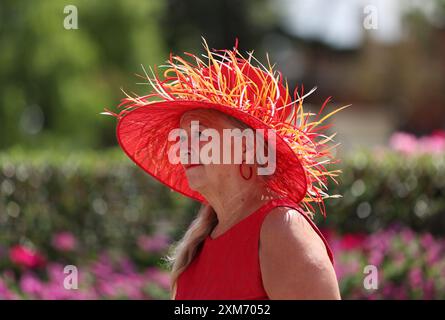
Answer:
1;233;171;299
9;245;46;269
316;131;445;235
389;130;445;155
324;225;445;300
1;225;444;299
1;258;171;300
52;232;78;252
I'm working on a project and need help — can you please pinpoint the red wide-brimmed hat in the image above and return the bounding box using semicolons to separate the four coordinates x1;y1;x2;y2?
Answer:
105;38;348;218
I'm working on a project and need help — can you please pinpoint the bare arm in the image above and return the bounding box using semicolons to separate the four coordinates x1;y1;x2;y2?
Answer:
259;207;341;300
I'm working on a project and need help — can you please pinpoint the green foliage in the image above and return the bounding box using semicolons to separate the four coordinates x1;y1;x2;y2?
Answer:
317;148;445;236
0;147;444;263
330;227;445;299
0;0;167;150
0;147;199;264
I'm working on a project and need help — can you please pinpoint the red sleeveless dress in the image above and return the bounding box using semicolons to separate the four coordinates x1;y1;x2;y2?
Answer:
174;197;334;300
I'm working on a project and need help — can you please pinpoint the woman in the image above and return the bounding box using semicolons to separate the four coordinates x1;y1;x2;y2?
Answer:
110;39;346;300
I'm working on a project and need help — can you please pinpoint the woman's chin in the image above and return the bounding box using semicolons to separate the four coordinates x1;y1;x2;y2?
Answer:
184;166;206;190
187;179;207;192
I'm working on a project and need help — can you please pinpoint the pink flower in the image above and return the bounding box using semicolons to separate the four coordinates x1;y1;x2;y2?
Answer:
391;285;408;300
52;232;77;252
97;280;118;297
119;257;136;274
46;263;68;283
382;283;396;297
409;267;423;289
423;279;436;300
389;132;418;155
20;273;44;298
400;229;415;243
393;252;406;268
0;278;18;300
426;243;442;265
339;233;367;250
418;130;445;154
420;233;435;248
389;130;445;155
368;250;384;266
9;245;46;269
145;267;171;290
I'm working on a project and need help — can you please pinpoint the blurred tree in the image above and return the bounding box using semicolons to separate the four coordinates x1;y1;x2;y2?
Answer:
0;0;167;150
160;0;271;54
0;0;278;150
1;0;444;150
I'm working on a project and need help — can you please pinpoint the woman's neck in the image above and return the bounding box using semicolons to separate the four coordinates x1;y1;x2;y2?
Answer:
204;186;278;236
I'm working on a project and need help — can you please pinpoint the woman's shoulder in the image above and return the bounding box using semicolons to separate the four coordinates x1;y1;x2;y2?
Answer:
260;206;327;256
258;206;340;299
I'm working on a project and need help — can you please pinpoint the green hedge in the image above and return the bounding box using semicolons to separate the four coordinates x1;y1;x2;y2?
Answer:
0;148;199;265
1;147;444;261
316;149;445;235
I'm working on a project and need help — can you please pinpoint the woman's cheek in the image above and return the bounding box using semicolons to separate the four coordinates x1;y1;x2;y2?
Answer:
199;138;222;163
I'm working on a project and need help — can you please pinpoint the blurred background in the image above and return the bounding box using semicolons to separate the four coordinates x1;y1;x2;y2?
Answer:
0;0;444;299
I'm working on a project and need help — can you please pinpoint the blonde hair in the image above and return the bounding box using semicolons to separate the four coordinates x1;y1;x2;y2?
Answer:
165;204;217;299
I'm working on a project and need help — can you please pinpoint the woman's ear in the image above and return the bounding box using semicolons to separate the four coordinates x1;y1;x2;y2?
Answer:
243;136;256;164
241;140;247;162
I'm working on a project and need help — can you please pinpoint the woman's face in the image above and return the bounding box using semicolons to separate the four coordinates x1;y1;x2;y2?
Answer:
178;109;251;192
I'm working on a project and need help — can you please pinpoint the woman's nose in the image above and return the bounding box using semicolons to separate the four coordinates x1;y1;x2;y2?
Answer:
179;144;192;164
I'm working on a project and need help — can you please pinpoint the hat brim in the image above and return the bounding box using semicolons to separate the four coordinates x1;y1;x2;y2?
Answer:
116;100;308;205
